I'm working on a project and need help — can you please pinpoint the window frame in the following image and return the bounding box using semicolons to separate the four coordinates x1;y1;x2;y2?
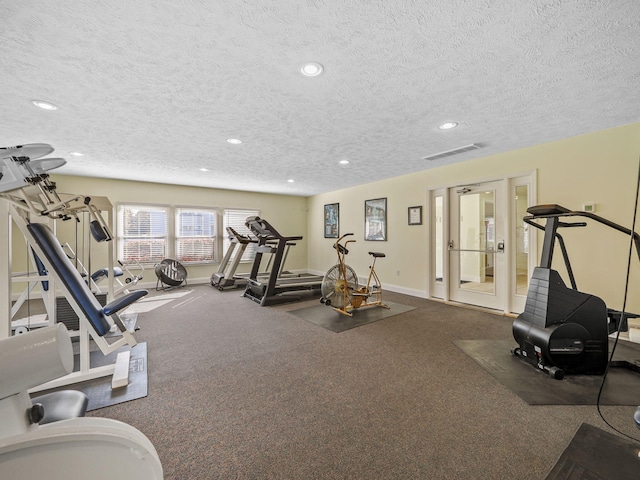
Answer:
116;203;170;265
116;203;260;268
174;206;218;265
222;208;260;264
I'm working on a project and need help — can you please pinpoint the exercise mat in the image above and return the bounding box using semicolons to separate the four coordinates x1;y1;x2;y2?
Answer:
545;423;640;480
454;339;640;405
289;301;416;333
33;342;148;411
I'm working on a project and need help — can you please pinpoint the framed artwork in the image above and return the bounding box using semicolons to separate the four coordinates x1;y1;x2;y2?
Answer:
408;206;422;225
364;197;387;241
324;203;339;238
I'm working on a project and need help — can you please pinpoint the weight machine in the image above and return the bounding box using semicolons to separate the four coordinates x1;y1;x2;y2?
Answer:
10;248;54;333
1;143;146;390
26;234;145;301
0;324;162;479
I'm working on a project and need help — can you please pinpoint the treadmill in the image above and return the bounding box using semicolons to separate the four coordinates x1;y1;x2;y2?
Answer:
242;216;323;306
211;227;255;290
211;226;297;291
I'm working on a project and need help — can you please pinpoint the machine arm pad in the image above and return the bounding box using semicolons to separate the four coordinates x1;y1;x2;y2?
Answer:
103;290;148;316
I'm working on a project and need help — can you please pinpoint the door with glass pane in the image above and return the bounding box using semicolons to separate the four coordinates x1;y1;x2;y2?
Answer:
448;181;506;309
510;179;532;313
430;190;446;299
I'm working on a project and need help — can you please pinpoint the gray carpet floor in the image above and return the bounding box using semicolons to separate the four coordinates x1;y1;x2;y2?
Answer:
43;286;640;479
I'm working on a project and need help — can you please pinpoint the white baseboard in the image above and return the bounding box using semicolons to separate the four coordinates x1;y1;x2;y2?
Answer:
383;283;428;299
12;273;427;300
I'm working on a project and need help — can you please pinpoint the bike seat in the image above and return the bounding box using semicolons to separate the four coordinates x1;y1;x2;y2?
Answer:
369;252;385;258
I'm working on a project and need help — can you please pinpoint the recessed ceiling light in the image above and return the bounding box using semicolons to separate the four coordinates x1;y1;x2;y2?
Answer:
69;152;84;157
199;168;209;172
300;63;323;77
287;179;295;183
226;138;242;144
339;159;350;165
31;100;58;110
438;122;458;130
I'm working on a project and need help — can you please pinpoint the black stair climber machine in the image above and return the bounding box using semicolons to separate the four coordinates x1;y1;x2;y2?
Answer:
512;204;640;379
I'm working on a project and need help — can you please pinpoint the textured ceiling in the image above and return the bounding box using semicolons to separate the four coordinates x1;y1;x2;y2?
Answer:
1;0;639;196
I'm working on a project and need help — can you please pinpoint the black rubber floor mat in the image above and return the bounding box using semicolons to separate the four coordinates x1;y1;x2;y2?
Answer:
545;423;640;480
454;339;640;405
33;342;148;411
289;301;416;333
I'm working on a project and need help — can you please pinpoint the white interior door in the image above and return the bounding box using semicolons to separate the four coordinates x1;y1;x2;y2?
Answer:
448;181;506;310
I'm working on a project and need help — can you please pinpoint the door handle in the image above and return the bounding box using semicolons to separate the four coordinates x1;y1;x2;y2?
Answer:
497;241;505;253
449;248;497;253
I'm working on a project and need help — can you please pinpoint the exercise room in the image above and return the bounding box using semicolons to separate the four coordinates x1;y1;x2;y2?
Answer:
2;2;640;479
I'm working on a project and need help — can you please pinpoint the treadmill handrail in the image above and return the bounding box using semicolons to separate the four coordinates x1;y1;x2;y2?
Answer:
524;205;640;260
225;226;254;244
245;216;303;242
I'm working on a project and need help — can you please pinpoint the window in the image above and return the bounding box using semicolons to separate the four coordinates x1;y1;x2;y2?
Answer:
118;204;168;263
223;208;260;263
175;208;217;264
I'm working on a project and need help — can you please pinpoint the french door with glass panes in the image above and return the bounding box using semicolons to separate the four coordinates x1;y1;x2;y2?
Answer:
429;175;534;313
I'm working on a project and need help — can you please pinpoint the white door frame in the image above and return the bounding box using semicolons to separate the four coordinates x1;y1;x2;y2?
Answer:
427;171;537;314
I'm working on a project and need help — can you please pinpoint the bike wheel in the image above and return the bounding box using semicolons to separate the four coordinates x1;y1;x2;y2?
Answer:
321;264;358;308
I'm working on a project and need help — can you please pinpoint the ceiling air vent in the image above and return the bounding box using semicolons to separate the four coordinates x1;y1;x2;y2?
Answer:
422;143;481;161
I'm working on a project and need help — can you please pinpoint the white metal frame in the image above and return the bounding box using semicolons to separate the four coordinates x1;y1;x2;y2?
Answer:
0;148;138;390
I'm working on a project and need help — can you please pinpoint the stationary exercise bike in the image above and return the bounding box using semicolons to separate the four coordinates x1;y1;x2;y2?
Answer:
320;233;390;316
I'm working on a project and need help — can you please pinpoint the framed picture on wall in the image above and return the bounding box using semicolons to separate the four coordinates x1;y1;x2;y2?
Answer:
324;203;339;238
365;197;387;241
408;206;422;225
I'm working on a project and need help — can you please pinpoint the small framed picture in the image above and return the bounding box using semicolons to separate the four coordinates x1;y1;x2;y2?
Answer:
408;206;422;225
365;197;387;241
324;203;339;238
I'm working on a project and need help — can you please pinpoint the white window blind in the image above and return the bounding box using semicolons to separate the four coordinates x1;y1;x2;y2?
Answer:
175;207;216;263
117;204;168;263
223;209;260;263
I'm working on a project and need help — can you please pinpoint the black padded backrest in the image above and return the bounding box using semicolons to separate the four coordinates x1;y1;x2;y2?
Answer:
27;223;112;336
90;220;109;242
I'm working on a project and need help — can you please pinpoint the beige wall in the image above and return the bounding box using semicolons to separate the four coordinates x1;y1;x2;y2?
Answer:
307;122;640;312
9;122;640;313
10;176;309;288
